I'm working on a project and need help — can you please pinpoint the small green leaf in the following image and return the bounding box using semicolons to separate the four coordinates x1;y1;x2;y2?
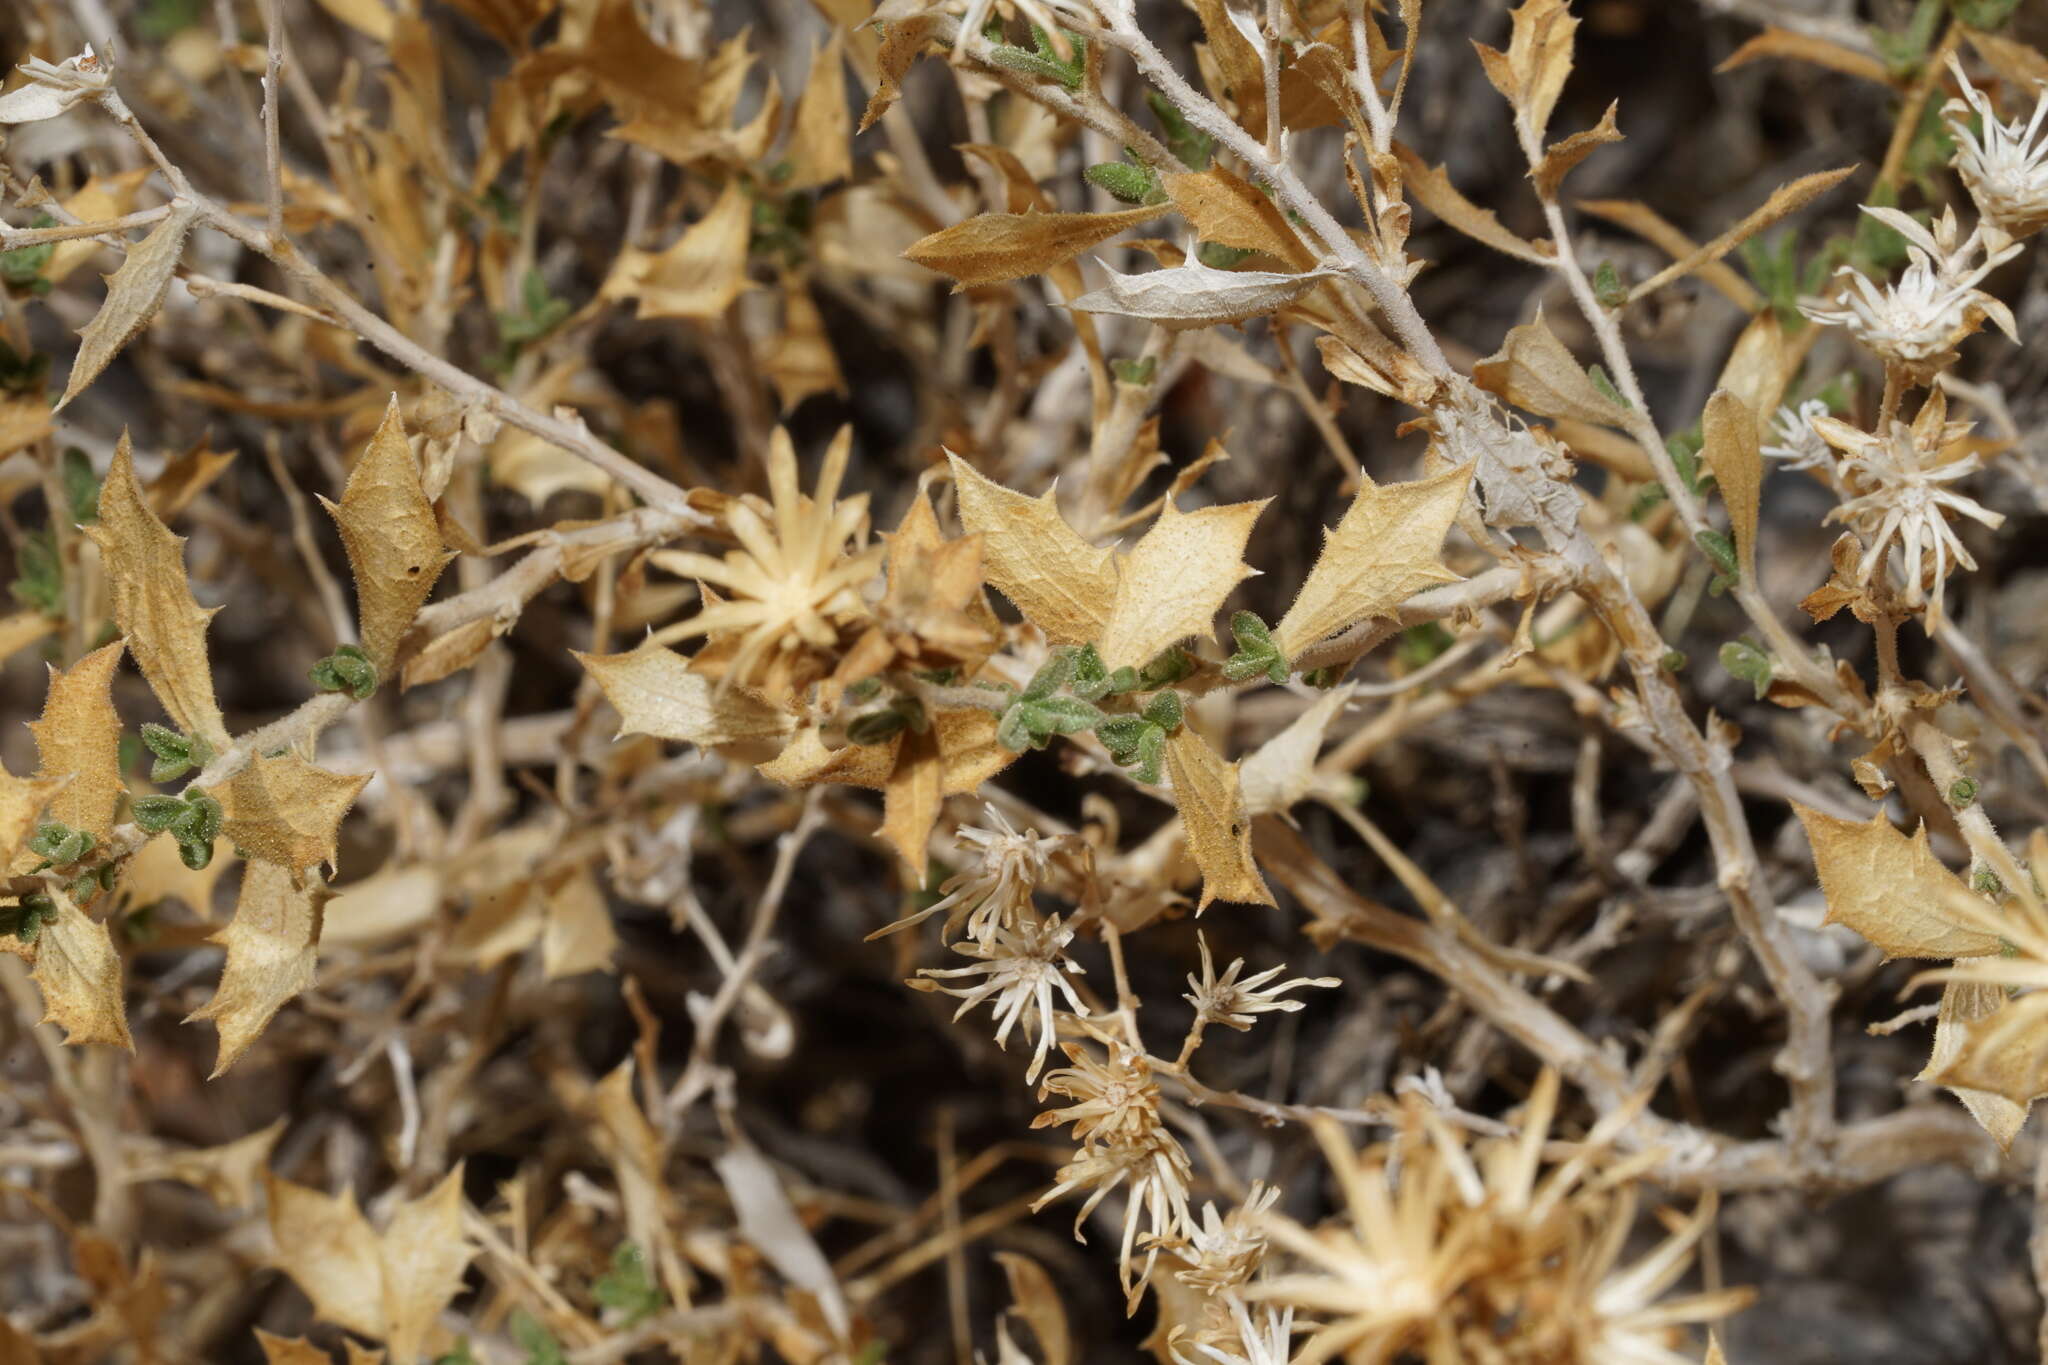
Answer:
1694;528;1739;594
132;795;186;833
310;644;378;700
1593;260;1627;310
1719;638;1772;700
1146;90;1214;170
1948;778;1980;808
1223;611;1288;685
1111;356;1158;386
593;1241;665;1327
1587;364;1630;410
1085;160;1163;206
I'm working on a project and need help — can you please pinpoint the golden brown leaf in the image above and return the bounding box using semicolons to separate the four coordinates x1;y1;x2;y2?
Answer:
1794;804;1998;960
1701;389;1762;585
541;863;618;979
1164;168;1317;269
1920;978;2031;1151
32;889;133;1050
0;761;68;864
577;644;795;748
30;640;127;841
1392;143;1553;265
1532;100;1621;201
879;723;942;882
128;1118;286;1209
318;398;454;672
1097;498;1267;671
86;434;229;748
602;178;754;319
48;168;152;285
1473;310;1630;427
265;1176;387;1340
1716;27;1892;86
903;207;1158;290
861;14;937;132
948;453;1115;645
1272;467;1469;660
212;753;371;874
1164;728;1273;910
58;203;198;411
1474;0;1578;150
1628;167;1855;303
255;1330;335;1365
376;1167;474;1365
187;859;329;1077
784;32;851;190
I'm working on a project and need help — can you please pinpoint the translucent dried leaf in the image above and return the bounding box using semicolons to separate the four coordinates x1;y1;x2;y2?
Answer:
879;723;943;881
994;1253;1071;1365
784;32;851;190
576;644;795;747
1098;498;1266;671
861;13;936;132
318;398;454;671
1272;467;1469;659
31;890;132;1049
1920;978;2030;1151
265;1177;387;1340
1240;685;1354;816
29;640;126;841
903;207;1157;290
1070;261;1328;331
1473;310;1629;427
59;202;198;410
541;863;618;979
86;434;229;747
212;753;371;874
602;178;753;319
1475;0;1578;148
948;453;1115;645
1793;804;1997;960
1532;99;1621;201
187;860;329;1077
1701;390;1762;584
1164;727;1272;910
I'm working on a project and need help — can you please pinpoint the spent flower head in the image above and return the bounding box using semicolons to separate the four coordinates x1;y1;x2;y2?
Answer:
1945;56;2048;247
869;805;1064;945
1799;205;2018;377
1185;933;1339;1032
1761;398;1835;474
911;909;1087;1082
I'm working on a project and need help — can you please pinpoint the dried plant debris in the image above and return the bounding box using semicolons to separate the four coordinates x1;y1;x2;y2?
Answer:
6;0;2048;1361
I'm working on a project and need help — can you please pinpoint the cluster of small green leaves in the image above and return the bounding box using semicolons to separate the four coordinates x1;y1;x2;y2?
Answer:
0;893;56;944
1222;611;1288;685
8;450;102;619
0;216;56;298
1719;637;1773;700
23;822;118;906
1085;71;1218;208
991;644;1194;784
593;1242;666;1327
310;643;378;699
132;789;223;871
141;722;215;781
492;269;573;371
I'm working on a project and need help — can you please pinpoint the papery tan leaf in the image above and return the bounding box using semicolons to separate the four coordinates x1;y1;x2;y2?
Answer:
146;436;238;520
861;14;936;132
1164;728;1272;910
1070;261;1329;331
592;1062;682;1296
0;761;68;864
0;611;54;666
1703;1336;1729;1365
1474;0;1578;149
58;202;198;410
602;178;753;318
448;882;542;968
1532;100;1621;201
1793;804;1997;960
0;395;55;460
1967;29;2048;92
313;0;395;41
948;453;1114;645
903;207;1157;290
402;618;501;690
1702;389;1762;585
880;723;942;882
576;644;795;747
86;434;228;748
784;31;851;190
1714;311;1801;426
212;754;371;874
266;1176;386;1339
1164;168;1317;269
31;890;132;1049
128;1118;285;1209
1573;198;1761;311
1628;167;1854;303
1391;143;1553;265
1098;498;1267;671
255;1329;335;1365
320;863;444;949
318;398;454;672
994;1253;1071;1365
541;863;618;978
1473;309;1629;427
756;725;901;789
30;640;126;841
1716;27;1892;86
935;706;1015;794
377;1167;475;1365
763;275;844;410
1272;467;1468;659
1920;977;2031;1151
186;860;328;1077
116;832;230;920
1240;686;1354;816
48;168;152;285
1925;986;2048;1115
1315;335;1399;398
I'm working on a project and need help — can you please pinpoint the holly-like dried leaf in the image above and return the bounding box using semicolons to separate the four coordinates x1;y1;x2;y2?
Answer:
212;753;371;874
86;434;229;748
541;863;618;979
1701;389;1762;585
58;202;198;410
1164;168;1317;270
1532;100;1621;201
1474;0;1578;150
32;889;133;1049
903;207;1157;290
128;1118;286;1209
318;398;453;671
1474;310;1629;427
861;13;936;132
1794;804;1997;960
1164;727;1272;910
1921;978;2031;1151
784;31;851;190
186;859;329;1077
266;1177;386;1340
577;644;795;747
1070;261;1329;331
30;640;126;841
1098;498;1267;671
0;761;69;864
376;1167;475;1365
1392;143;1554;265
948;453;1115;645
602;178;753;319
1272;467;1469;659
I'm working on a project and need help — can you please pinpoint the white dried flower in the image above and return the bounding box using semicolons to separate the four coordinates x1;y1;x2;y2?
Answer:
1761;398;1835;473
912;910;1086;1082
1945;56;2048;246
869;805;1063;945
1811;392;2004;627
1173;1299;1297;1365
1185;934;1339;1032
1798;205;2018;375
0;48;113;125
1178;1183;1283;1295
